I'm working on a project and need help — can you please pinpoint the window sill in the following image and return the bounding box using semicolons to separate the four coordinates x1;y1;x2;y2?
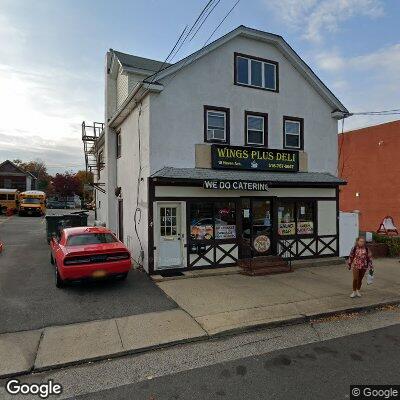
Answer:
283;146;303;151
204;139;229;145
234;82;278;93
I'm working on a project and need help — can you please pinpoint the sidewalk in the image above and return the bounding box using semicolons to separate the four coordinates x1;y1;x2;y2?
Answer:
1;258;399;378
156;258;400;335
0;309;206;378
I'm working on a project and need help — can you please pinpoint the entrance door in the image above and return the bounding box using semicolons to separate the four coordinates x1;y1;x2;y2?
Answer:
241;198;274;258
157;203;183;269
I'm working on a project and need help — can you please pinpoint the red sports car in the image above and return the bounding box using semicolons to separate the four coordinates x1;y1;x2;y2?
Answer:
50;226;132;288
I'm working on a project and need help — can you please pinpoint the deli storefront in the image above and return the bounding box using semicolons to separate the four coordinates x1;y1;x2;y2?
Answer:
147;145;346;273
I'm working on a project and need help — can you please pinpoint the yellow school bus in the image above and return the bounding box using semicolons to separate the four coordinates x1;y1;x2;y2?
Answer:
19;190;46;216
0;189;19;213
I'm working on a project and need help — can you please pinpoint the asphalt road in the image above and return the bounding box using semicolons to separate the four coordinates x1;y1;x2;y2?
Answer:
76;323;400;400
0;210;176;333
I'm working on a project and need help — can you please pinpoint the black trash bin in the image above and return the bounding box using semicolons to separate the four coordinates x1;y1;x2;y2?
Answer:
45;212;89;243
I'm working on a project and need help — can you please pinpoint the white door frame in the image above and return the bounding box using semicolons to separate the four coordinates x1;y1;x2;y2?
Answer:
154;201;186;270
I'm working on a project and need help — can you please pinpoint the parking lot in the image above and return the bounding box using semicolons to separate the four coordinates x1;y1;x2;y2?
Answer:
0;210;177;334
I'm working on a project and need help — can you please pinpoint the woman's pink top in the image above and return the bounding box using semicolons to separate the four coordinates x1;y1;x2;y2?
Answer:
348;246;373;270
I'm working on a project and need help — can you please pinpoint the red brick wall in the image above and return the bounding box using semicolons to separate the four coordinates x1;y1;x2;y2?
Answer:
338;120;400;232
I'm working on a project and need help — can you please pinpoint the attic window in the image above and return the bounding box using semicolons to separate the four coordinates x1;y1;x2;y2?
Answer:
235;53;278;92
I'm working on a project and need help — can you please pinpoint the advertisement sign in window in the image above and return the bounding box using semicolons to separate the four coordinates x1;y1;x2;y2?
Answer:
190;225;213;240
278;222;296;236
216;225;236;239
297;221;314;235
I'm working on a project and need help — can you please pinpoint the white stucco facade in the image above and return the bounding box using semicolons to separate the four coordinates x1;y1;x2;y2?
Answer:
149;35;338;175
97;26;347;272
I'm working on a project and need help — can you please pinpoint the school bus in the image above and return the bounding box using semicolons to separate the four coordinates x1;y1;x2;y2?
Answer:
19;190;46;216
0;189;19;213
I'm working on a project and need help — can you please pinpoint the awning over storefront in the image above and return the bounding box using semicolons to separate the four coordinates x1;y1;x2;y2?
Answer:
151;167;346;187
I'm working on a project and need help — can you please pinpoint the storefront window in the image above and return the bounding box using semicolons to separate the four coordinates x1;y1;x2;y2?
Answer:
190;202;214;240
215;201;236;239
278;200;315;236
278;201;296;236
189;201;237;241
297;201;314;235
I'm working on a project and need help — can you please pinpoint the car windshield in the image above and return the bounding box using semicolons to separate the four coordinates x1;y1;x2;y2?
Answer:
22;198;41;204
66;233;117;246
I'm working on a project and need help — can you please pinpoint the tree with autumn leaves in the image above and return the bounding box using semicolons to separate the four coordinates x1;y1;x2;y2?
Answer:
12;159;93;200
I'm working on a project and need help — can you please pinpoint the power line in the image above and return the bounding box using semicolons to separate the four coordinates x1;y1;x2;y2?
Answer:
145;0;219;85
187;0;221;43
162;0;241;89
168;0;217;63
203;0;241;46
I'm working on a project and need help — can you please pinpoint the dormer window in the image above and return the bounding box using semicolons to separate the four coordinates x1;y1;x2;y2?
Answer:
235;53;278;92
204;105;230;144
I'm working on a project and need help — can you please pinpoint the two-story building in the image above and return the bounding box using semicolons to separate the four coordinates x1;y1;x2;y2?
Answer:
96;26;347;274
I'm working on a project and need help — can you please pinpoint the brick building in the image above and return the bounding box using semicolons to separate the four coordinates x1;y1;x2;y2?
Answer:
0;160;37;192
338;120;400;231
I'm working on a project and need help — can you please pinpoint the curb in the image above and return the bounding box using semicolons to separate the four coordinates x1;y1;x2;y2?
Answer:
1;299;399;379
32;334;207;374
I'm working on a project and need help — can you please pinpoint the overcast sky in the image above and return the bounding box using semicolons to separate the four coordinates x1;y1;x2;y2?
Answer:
0;0;399;173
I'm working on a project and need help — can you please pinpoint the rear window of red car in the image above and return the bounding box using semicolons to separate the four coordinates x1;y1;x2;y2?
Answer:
66;233;118;246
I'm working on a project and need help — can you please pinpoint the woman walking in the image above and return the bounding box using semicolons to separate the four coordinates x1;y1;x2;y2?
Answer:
348;237;373;298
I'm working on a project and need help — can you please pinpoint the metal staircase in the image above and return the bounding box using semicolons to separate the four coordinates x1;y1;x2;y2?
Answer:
82;121;106;194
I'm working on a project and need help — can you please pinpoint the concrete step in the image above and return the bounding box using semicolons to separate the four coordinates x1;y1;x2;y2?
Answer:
291;257;346;269
240;265;292;276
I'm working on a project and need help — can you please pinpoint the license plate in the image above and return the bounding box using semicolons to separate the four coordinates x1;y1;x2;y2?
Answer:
27;211;32;215
92;270;107;278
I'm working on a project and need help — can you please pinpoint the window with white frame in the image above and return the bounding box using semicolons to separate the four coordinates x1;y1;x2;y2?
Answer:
235;53;278;91
245;112;267;146
204;106;230;143
283;117;303;149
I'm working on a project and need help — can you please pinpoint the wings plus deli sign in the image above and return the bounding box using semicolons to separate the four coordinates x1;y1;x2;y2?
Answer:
211;145;299;172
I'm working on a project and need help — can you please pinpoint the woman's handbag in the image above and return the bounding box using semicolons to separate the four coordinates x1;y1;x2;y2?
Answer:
367;269;374;285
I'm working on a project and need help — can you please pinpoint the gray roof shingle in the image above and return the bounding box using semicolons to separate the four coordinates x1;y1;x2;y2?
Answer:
112;50;170;72
151;167;346;186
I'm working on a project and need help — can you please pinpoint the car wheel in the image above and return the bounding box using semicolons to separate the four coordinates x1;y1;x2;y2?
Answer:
55;265;65;288
50;253;55;265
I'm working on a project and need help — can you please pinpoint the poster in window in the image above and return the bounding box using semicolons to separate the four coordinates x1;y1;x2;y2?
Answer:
190;225;213;240
253;235;271;253
278;222;296;235
297;221;313;235
216;225;236;239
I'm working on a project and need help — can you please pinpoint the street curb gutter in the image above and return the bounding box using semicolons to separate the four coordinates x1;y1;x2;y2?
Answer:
32;334;207;374
1;299;399;379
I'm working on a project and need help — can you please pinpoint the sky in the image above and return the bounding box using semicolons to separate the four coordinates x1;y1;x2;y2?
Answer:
0;0;399;173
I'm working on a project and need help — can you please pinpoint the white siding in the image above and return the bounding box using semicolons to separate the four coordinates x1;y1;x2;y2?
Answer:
116;72;129;108
318;200;337;235
115;95;151;270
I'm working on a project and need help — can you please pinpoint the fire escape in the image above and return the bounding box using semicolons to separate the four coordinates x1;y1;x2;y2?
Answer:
82;121;106;194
